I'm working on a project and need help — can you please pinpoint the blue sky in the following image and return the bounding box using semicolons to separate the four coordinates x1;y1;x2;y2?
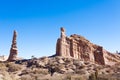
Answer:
0;0;120;58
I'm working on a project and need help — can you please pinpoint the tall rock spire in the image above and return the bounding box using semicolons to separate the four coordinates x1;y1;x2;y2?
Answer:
7;30;18;61
60;27;66;41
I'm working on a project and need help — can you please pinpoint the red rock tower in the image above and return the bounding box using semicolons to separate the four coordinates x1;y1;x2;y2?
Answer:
56;27;117;65
7;30;18;61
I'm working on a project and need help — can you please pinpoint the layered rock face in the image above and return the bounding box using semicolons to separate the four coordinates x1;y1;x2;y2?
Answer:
7;30;18;61
56;27;120;65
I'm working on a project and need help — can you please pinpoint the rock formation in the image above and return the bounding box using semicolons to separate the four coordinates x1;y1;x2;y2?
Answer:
56;27;120;65
7;30;18;61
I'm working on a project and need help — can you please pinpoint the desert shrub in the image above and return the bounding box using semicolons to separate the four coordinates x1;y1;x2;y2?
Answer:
95;69;98;79
64;58;73;64
19;69;29;76
32;69;49;75
97;77;117;80
64;75;71;80
75;69;87;74
89;73;97;80
0;62;7;71
20;68;49;77
0;62;5;66
89;72;118;80
71;76;86;80
78;65;86;69
73;60;84;66
84;61;90;65
64;74;86;80
0;71;14;80
15;59;28;65
97;76;118;80
89;69;99;80
97;77;109;80
20;75;34;80
5;62;22;72
27;59;37;67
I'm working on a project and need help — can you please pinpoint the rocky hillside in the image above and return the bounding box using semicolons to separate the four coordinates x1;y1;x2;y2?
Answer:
0;56;120;80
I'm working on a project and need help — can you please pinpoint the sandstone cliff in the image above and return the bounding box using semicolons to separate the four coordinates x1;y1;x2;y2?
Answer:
56;27;120;65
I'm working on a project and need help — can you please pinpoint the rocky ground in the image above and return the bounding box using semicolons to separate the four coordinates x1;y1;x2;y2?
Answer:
0;56;120;80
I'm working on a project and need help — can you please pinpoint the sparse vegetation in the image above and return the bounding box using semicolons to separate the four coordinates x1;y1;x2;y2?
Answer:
6;62;22;72
89;73;97;80
0;62;7;71
0;57;120;80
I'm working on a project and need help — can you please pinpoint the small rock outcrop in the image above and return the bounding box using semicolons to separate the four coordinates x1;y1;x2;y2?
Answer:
56;27;120;65
7;30;18;61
